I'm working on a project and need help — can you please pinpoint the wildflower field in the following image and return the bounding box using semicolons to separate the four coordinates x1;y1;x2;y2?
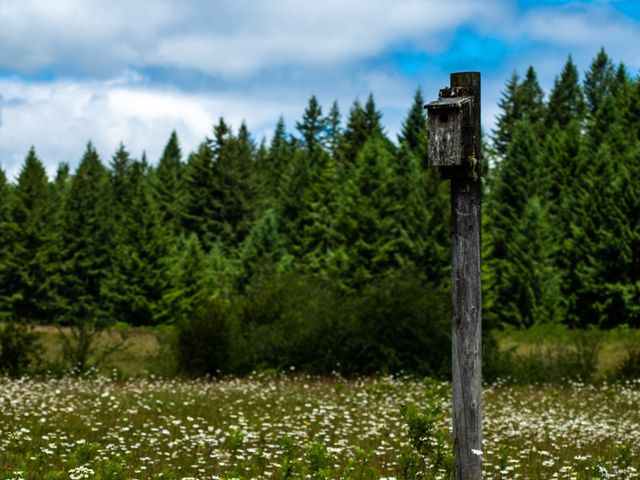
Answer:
1;375;638;480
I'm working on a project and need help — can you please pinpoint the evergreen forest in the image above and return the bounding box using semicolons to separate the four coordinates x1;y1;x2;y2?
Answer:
0;49;638;376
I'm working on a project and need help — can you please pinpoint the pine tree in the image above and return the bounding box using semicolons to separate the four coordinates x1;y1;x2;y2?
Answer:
161;235;237;324
0;148;62;324
339;99;368;165
59;144;112;326
240;207;289;285
256;117;295;204
104;152;170;326
398;88;449;284
517;66;546;127
398;88;428;161
155;131;184;235
386;144;430;270
486;122;564;327
212;121;257;247
183;141;217;247
277;148;310;254
546;56;585;128
363;93;385;140
567;139;640;327
326;101;342;159
584;48;615;117
492;72;520;156
492;67;546;155
0;168;10;319
296;96;327;154
298;153;341;272
330;137;397;289
495;197;565;327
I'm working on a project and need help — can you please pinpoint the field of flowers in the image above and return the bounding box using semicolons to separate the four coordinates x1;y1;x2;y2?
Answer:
1;374;638;479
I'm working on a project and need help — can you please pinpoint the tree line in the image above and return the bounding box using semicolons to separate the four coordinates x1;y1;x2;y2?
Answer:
0;48;638;374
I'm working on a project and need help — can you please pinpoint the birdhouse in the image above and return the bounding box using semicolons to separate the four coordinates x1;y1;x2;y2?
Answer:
425;89;474;175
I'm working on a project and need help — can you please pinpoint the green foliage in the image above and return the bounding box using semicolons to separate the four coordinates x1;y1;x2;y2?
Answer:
58;144;114;372
174;295;235;375
174;269;450;377
0;322;41;377
296;95;328;153
400;382;454;479
0;148;62;324
0;49;639;378
104;153;170;326
342;271;450;376
154;130;185;235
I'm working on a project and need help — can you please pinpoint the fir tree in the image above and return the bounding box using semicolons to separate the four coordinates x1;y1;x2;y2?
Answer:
240;207;289;285
104;154;170;326
584;48;615;116
296;96;327;154
59;144;112;325
330;137;398;289
0;168;10;319
546;56;585;128
339;99;368;165
492;72;520;156
486;122;564;327
298;153;341;272
182;141;217;247
492;67;545;154
517;66;546;128
161;235;237;324
0;148;62;324
212;121;257;247
155;131;184;235
398;88;428;161
257;117;294;203
398;88;449;284
326;101;342;159
363;93;385;140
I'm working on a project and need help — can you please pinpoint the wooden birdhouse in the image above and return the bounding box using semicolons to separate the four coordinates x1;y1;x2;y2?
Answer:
425;87;475;178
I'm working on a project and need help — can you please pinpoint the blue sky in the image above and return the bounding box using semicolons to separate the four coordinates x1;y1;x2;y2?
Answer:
1;0;640;179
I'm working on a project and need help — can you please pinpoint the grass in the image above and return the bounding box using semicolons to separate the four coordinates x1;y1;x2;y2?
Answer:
31;325;171;377
493;323;640;376
0;374;638;479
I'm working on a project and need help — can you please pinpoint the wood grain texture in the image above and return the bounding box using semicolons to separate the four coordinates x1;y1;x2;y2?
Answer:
450;71;482;480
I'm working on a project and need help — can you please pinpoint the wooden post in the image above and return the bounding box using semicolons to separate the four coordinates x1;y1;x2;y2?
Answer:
450;72;482;480
425;72;482;479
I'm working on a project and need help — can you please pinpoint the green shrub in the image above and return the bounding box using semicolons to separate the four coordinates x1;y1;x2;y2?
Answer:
174;269;452;377
236;272;344;374
340;270;451;376
173;296;235;375
0;322;41;377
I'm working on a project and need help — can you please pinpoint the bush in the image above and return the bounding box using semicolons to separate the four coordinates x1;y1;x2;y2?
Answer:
0;322;41;377
340;270;451;376
173;269;452;377
235;272;345;374
174;296;235;376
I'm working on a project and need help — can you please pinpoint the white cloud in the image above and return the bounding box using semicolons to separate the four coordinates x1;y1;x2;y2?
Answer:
1;0;640;178
0;76;302;179
0;0;505;77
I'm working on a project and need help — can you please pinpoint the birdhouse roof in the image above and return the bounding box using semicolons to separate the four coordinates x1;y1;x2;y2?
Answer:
424;96;473;110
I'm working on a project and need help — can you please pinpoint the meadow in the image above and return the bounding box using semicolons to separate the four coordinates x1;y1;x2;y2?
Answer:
1;374;639;480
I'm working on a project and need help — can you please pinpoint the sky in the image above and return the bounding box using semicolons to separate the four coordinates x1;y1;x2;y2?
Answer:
1;0;640;179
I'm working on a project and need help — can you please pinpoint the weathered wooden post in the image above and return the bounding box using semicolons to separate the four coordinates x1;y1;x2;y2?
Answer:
425;72;482;479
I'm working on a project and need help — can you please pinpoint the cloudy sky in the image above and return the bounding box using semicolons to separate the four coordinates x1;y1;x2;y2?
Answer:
1;0;640;179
